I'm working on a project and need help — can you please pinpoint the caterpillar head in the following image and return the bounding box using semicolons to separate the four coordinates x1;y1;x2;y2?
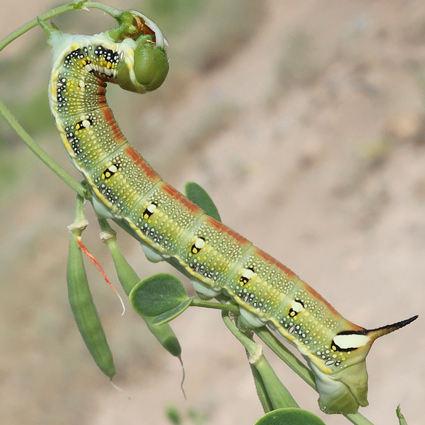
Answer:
308;315;417;414
116;12;169;93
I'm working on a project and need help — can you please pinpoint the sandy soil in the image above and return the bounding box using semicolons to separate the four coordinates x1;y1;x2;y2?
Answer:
0;1;424;425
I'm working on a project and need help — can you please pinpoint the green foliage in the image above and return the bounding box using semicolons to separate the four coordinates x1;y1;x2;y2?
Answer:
254;408;326;425
130;273;189;317
396;405;408;425
0;3;412;425
152;298;193;326
185;181;221;222
166;405;208;425
167;405;182;425
101;219;182;357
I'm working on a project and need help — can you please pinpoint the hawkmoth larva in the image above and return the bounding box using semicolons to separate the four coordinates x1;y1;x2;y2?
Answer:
44;9;417;415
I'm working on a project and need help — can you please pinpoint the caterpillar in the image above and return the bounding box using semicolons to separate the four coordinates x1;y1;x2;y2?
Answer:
45;10;417;415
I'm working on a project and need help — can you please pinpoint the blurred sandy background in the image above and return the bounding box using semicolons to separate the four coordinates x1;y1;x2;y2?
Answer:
0;1;424;424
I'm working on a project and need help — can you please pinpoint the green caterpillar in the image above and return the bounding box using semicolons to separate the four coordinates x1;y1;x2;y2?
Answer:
46;10;417;415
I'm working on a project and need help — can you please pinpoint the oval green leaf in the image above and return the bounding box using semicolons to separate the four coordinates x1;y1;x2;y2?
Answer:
130;273;189;317
254;408;326;425
152;297;194;325
185;181;221;222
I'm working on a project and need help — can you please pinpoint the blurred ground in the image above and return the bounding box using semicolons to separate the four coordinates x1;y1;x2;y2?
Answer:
0;1;424;424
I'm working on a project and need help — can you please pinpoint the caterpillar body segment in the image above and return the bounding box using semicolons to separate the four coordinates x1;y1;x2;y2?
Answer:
47;11;417;415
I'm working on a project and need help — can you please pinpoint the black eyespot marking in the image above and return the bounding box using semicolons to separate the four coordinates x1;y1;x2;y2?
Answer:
142;201;158;220
191;237;206;254
101;164;120;180
75;118;93;131
239;267;255;285
289;299;304;317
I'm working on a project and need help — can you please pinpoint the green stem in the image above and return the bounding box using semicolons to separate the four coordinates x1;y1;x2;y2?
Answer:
191;299;239;314
344;413;374;425
73;194;87;226
0;4;381;420
222;311;299;410
255;327;374;425
255;327;316;389
0;1;128;197
0;98;87;198
111;213;375;423
0;1;122;53
250;363;274;413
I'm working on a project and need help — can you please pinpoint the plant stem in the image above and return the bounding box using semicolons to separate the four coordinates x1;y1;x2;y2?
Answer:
191;298;239;313
344;413;374;425
0;1;128;197
255;327;316;388
0;98;87;198
0;1;122;53
0;4;383;421
222;311;299;410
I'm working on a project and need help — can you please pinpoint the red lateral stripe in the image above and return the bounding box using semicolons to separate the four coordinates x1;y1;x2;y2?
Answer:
162;183;202;213
102;106;113;123
255;248;298;279
100;106;125;141
205;216;251;245
301;280;342;318
255;248;356;325
124;145;159;180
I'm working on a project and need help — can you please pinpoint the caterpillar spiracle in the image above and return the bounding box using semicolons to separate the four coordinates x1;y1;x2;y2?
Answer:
46;10;417;415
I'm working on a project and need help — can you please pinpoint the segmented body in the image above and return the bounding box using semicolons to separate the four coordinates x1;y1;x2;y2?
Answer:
47;17;415;415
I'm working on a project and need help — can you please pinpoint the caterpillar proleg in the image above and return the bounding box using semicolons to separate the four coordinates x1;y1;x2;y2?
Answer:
45;10;417;415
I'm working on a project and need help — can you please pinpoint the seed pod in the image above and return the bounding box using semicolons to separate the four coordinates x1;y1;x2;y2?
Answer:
67;234;115;378
105;233;181;358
